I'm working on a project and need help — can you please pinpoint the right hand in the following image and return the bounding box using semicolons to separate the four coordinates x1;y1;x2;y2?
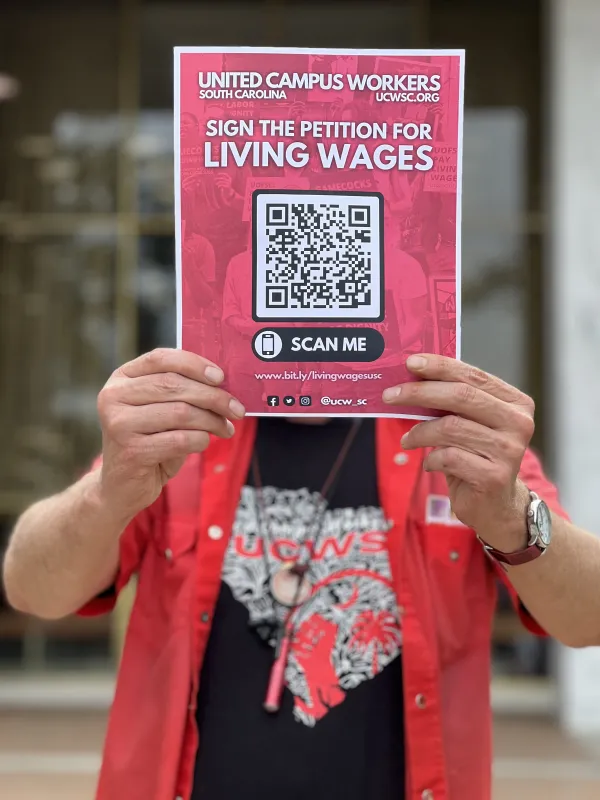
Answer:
96;348;245;522
182;173;203;191
289;101;306;121
214;172;234;200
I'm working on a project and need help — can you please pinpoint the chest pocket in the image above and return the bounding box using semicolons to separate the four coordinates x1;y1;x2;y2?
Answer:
154;517;198;559
139;457;201;626
421;521;494;666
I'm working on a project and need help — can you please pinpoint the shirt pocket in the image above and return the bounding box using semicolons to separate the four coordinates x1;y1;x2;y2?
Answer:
154;518;198;561
422;522;492;666
137;519;199;627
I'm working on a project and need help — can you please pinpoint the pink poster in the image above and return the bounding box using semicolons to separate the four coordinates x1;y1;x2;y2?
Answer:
175;47;464;418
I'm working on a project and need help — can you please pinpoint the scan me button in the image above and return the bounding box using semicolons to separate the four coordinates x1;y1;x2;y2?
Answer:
252;328;385;363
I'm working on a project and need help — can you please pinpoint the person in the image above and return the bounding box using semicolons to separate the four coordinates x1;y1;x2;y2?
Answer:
4;348;600;800
181;232;219;363
180;103;250;287
221;246;267;408
181;111;200;143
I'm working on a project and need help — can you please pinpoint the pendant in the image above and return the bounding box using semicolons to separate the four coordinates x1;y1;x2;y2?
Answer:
270;561;312;608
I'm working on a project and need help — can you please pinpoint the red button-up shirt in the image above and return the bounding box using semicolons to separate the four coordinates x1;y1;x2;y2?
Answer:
81;417;562;800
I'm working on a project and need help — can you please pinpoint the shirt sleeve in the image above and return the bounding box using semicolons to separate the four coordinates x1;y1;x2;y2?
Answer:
184;235;216;297
77;458;155;617
495;447;569;637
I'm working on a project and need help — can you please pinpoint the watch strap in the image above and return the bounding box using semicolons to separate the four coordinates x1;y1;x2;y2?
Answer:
477;490;547;568
480;540;545;567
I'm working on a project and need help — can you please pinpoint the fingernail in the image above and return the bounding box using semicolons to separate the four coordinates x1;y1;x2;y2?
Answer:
205;365;224;384
407;355;427;371
229;398;246;419
226;419;235;437
401;433;410;446
382;387;402;403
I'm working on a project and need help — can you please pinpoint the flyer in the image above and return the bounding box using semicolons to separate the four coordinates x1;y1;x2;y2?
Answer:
175;47;464;418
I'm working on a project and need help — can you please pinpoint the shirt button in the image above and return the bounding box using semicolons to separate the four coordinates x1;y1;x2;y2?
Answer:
415;693;427;709
213;464;226;474
450;550;460;562
200;612;210;624
393;452;409;466
208;525;223;540
164;548;173;561
422;791;434;800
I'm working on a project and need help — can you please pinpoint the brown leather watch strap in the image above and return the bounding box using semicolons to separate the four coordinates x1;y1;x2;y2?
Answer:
480;540;545;567
477;489;550;569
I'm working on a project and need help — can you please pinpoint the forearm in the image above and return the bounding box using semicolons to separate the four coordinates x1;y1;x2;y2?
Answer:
476;482;600;647
511;516;600;647
3;469;127;620
388;354;600;649
2;347;244;620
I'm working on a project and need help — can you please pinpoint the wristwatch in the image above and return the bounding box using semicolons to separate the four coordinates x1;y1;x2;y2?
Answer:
478;490;553;567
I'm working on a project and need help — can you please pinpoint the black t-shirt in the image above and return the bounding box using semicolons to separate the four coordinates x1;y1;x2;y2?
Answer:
193;418;405;800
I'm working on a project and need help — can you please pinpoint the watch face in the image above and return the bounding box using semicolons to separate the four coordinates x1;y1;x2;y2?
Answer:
535;500;552;546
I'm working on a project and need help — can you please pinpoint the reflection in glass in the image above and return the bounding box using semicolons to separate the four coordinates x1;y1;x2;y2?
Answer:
461;109;527;391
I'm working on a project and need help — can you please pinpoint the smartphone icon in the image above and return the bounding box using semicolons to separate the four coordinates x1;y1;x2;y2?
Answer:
261;333;275;356
253;330;282;360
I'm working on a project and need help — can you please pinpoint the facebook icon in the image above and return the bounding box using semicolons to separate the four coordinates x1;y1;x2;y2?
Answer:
267;396;279;407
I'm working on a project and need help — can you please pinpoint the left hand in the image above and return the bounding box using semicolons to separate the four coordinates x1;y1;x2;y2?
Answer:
382;354;535;545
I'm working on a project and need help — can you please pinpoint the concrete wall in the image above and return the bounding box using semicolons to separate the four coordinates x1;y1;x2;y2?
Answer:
551;0;600;735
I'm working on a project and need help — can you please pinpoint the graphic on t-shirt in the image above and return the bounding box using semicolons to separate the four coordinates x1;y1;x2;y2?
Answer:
223;485;402;726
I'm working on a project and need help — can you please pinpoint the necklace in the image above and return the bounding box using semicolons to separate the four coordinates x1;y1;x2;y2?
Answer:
250;418;363;712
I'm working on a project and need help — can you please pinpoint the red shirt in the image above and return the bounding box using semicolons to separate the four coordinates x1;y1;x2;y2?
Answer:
81;417;562;800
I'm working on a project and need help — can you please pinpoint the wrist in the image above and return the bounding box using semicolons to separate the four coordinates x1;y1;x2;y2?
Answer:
85;468;136;533
474;481;531;554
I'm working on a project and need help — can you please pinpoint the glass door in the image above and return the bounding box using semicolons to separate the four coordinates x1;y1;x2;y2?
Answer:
0;0;550;701
0;0;130;671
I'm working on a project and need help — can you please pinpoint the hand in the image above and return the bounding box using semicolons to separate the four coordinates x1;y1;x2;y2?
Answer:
97;349;245;523
223;315;257;339
382;354;535;546
289;101;306;121
182;173;203;191
329;98;344;118
215;172;234;201
428;103;445;118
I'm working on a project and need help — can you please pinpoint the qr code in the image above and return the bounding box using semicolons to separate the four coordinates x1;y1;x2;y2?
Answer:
252;190;384;322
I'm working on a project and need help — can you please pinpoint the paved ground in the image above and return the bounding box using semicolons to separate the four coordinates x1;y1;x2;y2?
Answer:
1;711;600;798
